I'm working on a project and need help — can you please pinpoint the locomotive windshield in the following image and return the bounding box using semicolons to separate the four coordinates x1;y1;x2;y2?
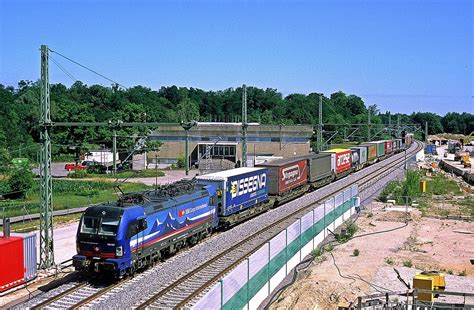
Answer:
80;216;120;237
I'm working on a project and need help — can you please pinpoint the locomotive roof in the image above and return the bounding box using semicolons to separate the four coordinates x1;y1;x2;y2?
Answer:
256;153;329;167
196;167;265;180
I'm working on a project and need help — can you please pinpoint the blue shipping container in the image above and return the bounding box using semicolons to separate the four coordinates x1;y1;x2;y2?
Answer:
196;167;269;216
424;144;436;154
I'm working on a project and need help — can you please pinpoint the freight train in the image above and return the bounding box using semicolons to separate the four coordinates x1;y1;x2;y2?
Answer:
73;138;413;277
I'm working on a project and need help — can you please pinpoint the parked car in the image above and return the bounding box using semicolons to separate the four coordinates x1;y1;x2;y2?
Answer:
64;163;86;171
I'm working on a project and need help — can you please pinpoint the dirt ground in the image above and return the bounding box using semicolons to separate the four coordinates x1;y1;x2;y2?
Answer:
270;202;474;310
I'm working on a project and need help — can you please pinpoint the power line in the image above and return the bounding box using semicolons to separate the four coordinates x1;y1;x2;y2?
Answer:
48;48;128;89
49;56;78;83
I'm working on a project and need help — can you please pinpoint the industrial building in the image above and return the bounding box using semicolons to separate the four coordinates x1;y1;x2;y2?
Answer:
133;123;313;169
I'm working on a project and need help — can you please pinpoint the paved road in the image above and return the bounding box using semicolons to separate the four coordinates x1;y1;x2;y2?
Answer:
15;221;79;265
32;162;70;177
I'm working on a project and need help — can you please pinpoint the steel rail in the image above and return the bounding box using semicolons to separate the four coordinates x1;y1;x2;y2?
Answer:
30;282;88;310
70;279;127;310
137;141;423;309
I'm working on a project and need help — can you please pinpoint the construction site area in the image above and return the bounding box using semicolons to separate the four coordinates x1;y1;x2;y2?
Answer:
266;137;474;310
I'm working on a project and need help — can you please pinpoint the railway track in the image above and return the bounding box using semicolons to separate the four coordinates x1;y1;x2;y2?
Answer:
29;279;125;310
135;141;423;309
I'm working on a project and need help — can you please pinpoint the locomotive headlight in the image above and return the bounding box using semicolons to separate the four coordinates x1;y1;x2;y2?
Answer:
116;246;123;257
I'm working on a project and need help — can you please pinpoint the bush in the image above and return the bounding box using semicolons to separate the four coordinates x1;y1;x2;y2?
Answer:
176;153;185;169
353;249;360;256
458;269;467;276
6;168;33;199
385;257;394;265
403;259;413;267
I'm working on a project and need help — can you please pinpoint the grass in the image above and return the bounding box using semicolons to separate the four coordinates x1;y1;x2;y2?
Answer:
10;213;82;233
0;179;151;218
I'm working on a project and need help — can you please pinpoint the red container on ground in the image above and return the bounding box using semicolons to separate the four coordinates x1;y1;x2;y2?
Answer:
0;236;25;292
257;158;308;195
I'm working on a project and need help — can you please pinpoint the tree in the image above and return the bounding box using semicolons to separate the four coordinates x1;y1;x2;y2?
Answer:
177;98;200;122
7;167;34;199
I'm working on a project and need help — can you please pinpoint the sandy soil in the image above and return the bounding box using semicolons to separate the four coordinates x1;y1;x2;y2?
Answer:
270;202;474;310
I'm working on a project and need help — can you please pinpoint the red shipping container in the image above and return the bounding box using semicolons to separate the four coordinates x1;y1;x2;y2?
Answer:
277;160;307;193
258;158;308;194
323;149;352;175
0;236;25;292
384;141;393;154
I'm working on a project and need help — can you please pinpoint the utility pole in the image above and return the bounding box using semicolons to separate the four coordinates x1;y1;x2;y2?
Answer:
318;95;323;151
424;121;429;142
181;121;197;175
39;45;54;268
112;129;117;174
388;112;392;137
397;114;401;137
367;107;371;141
241;84;248;167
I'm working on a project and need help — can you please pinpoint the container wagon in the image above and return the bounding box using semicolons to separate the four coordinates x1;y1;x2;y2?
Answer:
384;140;394;155
0;232;37;293
322;148;352;178
196;167;269;227
306;153;333;189
350;146;368;170
367;141;386;158
359;143;378;164
256;157;308;205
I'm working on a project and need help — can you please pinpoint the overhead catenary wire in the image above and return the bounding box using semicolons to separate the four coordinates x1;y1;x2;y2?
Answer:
49;55;78;83
48;48;128;90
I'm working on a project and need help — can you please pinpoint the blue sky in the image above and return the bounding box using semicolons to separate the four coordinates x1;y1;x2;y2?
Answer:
0;0;472;115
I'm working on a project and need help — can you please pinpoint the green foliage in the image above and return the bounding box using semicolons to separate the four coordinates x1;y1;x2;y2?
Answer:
403;259;413;267
385;257;394;265
336;221;358;243
176;153;185;168
353;249;360;256
427;174;462;195
7;167;34;198
0;81;472;164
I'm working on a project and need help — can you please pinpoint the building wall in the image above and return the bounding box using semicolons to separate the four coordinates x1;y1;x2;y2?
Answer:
144;124;313;166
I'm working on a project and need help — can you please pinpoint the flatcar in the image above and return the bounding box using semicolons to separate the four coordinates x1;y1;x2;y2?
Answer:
73;138;414;277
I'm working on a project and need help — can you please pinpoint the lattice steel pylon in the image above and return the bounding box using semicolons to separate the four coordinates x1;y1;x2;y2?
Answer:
39;45;54;268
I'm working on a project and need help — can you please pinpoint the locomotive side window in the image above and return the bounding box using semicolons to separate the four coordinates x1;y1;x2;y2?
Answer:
126;220;139;239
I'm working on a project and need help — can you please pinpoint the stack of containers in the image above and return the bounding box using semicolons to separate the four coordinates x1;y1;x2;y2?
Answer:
0;232;37;292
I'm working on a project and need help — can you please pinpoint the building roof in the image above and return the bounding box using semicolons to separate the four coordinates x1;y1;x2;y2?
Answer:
196;167;266;180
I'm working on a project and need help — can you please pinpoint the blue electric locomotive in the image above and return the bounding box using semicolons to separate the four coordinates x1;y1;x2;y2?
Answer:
73;180;218;276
